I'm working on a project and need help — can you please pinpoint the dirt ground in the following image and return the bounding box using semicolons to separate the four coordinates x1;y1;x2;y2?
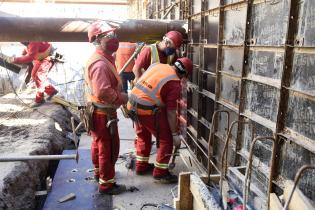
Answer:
0;91;74;210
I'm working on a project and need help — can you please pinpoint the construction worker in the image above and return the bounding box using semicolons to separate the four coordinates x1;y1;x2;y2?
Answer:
115;42;137;93
132;30;183;81
127;57;193;183
86;21;128;195
5;42;58;107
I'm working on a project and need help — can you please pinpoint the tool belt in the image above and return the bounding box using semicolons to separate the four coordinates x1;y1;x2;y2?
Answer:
128;99;161;148
80;102;95;135
80;102;116;134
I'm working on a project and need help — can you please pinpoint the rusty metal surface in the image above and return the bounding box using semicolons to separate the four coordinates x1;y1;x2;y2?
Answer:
150;0;315;205
0;17;186;42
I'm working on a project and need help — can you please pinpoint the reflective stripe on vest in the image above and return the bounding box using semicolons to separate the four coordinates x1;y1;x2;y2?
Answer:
149;44;173;65
127;63;179;115
84;52;121;108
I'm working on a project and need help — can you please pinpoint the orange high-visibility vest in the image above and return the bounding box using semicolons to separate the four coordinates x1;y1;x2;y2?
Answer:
115;42;136;73
127;63;179;115
84;52;122;109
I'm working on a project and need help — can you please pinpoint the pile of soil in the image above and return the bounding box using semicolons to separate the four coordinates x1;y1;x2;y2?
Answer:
0;92;74;210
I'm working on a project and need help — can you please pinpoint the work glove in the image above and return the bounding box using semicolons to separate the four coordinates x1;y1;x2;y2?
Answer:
172;133;182;147
4;56;15;63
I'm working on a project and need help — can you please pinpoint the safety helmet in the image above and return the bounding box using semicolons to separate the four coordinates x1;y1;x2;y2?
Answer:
174;57;193;75
88;21;116;43
165;31;183;49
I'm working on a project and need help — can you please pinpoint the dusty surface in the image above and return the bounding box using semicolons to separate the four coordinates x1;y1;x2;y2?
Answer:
79;110;189;210
0;92;74;210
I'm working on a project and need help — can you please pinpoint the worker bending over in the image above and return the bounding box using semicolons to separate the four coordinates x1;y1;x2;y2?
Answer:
132;30;183;81
5;42;58;107
115;42;137;93
127;57;193;183
86;21;128;195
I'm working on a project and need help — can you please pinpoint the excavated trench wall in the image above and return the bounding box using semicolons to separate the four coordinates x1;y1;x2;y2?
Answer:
0;93;75;210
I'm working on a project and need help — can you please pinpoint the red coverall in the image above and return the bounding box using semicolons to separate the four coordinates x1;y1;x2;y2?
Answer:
13;42;56;103
133;47;178;148
87;49;126;191
135;80;181;177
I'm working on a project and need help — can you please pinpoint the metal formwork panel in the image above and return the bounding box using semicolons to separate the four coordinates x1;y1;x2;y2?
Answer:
204;13;219;44
247;49;284;79
250;0;290;46
206;0;220;10
220;75;240;106
244;81;280;122
296;0;315;46
222;48;243;75
223;5;247;45
191;0;202;15
184;0;315;205
203;47;217;73
190;17;202;43
285;93;315;141
290;52;315;95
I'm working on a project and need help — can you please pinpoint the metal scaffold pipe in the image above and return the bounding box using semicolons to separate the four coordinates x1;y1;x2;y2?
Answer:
0;17;187;42
0;154;78;162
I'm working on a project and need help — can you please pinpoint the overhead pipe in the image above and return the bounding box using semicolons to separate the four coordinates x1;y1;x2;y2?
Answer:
0;17;187;42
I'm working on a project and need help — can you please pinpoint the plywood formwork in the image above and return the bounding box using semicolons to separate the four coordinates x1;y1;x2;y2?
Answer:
144;0;315;208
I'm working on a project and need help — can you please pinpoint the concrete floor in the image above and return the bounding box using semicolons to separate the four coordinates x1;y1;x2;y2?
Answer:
78;110;189;210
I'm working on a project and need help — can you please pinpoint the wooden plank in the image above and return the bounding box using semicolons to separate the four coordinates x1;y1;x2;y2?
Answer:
189;173;221;210
283;180;315;210
177;172;193;210
269;193;283;210
173;198;180;210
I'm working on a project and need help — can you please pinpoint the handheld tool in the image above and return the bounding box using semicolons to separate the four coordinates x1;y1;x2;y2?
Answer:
106;118;119;163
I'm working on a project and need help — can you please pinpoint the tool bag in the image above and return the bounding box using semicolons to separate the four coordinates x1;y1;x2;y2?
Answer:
80;102;95;135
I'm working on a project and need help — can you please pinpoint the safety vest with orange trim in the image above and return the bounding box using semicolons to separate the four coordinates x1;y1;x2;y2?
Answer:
149;43;174;65
127;63;179;115
115;42;136;73
84;52;122;109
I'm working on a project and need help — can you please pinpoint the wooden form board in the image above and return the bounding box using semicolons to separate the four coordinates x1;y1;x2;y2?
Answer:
283;180;315;210
174;172;221;210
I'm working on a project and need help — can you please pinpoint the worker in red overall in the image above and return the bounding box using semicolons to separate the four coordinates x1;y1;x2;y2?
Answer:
5;42;58;107
127;57;193;183
115;42;137;93
132;30;183;81
86;21;128;195
132;31;183;153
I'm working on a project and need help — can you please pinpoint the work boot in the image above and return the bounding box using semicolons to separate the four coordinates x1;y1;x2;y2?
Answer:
136;163;154;175
99;183;127;195
30;100;45;108
46;90;58;101
153;172;178;184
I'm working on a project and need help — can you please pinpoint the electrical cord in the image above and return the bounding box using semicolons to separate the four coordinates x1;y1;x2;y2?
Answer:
140;203;158;210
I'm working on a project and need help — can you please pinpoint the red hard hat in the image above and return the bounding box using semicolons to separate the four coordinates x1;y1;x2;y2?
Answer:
165;31;183;49
88;21;116;43
176;57;193;75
